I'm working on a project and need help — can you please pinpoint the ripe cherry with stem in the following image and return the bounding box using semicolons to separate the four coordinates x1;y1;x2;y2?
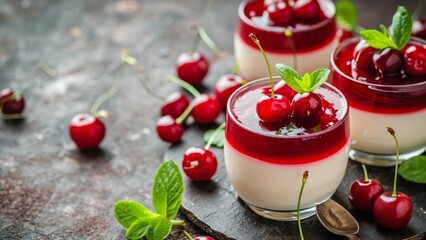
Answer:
348;163;383;212
297;171;309;240
249;33;292;123
0;87;27;120
69;49;135;149
373;127;413;229
167;75;221;124
182;123;224;181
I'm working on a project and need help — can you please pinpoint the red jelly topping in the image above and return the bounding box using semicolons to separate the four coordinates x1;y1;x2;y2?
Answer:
237;0;337;53
330;38;426;114
226;80;350;164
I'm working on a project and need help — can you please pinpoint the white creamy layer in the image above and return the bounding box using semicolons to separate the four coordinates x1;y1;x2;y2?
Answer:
234;33;339;81
224;138;350;211
350;107;426;154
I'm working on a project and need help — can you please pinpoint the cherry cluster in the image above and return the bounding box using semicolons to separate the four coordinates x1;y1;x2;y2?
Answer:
352;40;426;79
263;0;324;27
348;127;413;230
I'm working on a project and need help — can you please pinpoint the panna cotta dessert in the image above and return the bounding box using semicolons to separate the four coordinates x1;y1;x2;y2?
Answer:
330;7;426;166
224;77;350;221
234;0;339;80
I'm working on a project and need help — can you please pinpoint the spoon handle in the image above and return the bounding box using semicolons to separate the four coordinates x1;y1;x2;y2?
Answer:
346;234;361;240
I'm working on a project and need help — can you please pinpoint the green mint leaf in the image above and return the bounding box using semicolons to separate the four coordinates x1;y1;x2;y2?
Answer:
152;159;183;220
301;73;312;92
146;217;173;240
203;128;225;148
391;6;412;50
114;200;156;228
399;156;426;184
275;63;303;93
360;29;398;50
336;0;357;31
125;217;152;239
380;24;389;38
309;68;330;92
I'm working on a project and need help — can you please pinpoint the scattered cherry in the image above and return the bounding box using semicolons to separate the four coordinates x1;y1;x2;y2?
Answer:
176;52;209;86
293;0;322;24
69;113;106;149
0;88;25;115
373;48;404;75
161;92;190;119
266;1;294;27
403;44;426;76
373;127;413;229
191;94;221;124
291;92;322;127
348;164;383;212
411;19;426;40
156;115;184;143
353;40;376;69
182;147;217;181
214;74;245;109
256;94;292;122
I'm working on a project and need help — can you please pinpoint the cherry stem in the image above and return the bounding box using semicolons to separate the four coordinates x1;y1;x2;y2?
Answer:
297;171;308;240
284;28;298;72
90;50;133;116
36;61;57;77
205;122;225;150
176;102;193;125
170;219;186;227
166;75;201;98
249;33;274;98
361;163;370;182
1;113;24;120
387;126;399;197
182;230;193;240
134;69;165;101
197;27;224;60
412;0;425;21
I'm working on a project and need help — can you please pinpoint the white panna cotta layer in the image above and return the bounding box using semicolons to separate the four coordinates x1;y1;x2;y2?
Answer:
234;33;339;81
350;107;426;154
224;137;350;211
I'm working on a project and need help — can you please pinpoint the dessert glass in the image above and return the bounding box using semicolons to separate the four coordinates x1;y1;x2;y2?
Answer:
224;77;350;221
330;37;426;166
234;0;339;81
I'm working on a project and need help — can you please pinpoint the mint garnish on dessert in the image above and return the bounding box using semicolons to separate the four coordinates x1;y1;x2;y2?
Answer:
360;6;412;50
275;64;330;93
336;0;358;32
114;160;185;240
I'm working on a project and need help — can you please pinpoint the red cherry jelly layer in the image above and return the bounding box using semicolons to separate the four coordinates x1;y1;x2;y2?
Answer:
226;79;349;164
237;0;337;53
330;37;426;114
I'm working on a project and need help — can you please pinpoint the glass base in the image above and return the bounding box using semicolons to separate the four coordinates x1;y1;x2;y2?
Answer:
247;203;317;221
349;147;426;167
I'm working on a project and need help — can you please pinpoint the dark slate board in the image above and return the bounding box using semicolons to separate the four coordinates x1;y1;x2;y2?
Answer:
164;124;426;240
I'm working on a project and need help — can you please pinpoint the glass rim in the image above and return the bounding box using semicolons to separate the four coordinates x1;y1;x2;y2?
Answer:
238;0;336;34
226;77;349;139
330;36;426;89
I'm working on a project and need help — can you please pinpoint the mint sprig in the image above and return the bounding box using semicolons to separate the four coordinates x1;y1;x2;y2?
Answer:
275;64;330;93
336;0;358;31
399;156;426;184
114;159;185;240
360;6;412;50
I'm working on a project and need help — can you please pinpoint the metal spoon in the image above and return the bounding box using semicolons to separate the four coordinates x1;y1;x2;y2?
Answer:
316;199;360;240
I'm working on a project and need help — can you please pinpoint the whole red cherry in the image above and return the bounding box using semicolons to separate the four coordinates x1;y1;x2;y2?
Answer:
160;92;190;119
176;52;209;86
214;74;245;109
373;192;413;229
182;147;217;181
293;0;322;24
348;164;383;212
191;94;221;124
373;48;404;76
156;115;184;143
353;40;376;69
291;92;322;127
339;29;354;43
69;113;106;149
256;94;292;123
266;1;294;27
403;44;426;76
411;19;426;40
0;88;25;115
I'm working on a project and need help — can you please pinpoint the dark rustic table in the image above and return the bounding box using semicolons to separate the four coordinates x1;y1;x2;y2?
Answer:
0;0;425;239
